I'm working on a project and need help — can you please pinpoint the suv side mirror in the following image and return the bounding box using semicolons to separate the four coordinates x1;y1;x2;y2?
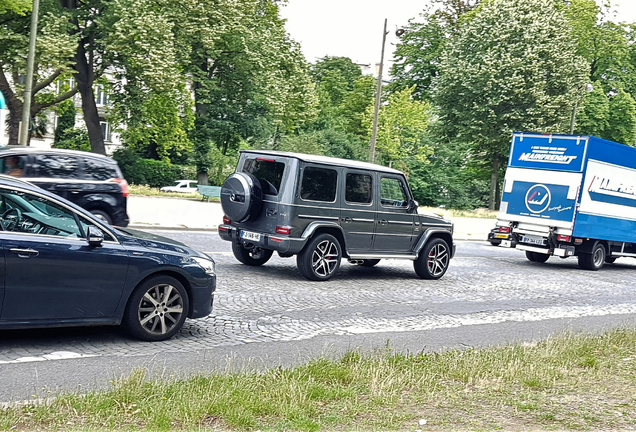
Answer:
407;199;419;213
87;226;104;246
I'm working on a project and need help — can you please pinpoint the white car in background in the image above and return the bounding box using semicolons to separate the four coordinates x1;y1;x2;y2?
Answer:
160;180;198;193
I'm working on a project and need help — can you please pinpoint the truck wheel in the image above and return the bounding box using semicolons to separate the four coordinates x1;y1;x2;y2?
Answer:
220;172;263;223
414;238;450;279
232;243;273;266
297;233;342;281
578;242;605;271
526;251;549;263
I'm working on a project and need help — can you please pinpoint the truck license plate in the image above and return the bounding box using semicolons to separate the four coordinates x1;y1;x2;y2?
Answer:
240;230;261;241
521;235;545;246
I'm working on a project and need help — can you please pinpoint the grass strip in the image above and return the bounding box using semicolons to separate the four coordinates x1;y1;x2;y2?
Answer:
2;328;636;431
128;185;219;202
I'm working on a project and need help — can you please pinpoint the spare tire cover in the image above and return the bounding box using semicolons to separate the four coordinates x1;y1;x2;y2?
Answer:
221;172;263;223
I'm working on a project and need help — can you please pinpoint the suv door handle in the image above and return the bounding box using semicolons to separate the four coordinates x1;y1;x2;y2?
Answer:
9;248;39;258
379;219;388;225
341;217;352;223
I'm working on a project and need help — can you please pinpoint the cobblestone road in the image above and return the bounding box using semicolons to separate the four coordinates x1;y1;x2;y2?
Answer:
2;234;636;366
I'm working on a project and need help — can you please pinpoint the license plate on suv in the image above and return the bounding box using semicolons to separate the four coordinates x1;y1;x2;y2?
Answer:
240;230;261;242
521;235;546;246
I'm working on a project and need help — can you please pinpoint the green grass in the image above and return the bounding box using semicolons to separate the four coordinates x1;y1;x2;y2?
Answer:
128;184;219;202
3;329;636;431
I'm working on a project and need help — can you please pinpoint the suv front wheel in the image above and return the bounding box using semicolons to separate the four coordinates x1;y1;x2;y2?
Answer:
232;243;273;266
414;238;450;279
297;233;342;281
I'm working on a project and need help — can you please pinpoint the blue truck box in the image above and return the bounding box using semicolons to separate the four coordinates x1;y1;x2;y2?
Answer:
496;132;636;270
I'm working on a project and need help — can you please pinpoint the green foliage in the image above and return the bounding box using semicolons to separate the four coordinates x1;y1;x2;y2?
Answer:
310;56;362;88
366;86;432;166
390;0;479;101
574;81;610;137
54;99;77;144
53;128;91;152
434;0;589;208
0;0;30;14
111;148;196;187
607;89;636;145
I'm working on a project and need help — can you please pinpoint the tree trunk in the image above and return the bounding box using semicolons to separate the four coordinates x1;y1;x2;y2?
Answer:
489;158;499;210
74;42;105;154
197;171;209;186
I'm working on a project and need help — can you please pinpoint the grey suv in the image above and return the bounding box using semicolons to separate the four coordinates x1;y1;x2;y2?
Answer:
218;150;455;281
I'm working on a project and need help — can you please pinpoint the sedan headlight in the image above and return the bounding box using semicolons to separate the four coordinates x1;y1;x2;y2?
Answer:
192;257;216;275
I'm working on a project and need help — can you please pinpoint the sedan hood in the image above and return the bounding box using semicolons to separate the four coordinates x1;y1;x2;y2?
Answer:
114;227;206;257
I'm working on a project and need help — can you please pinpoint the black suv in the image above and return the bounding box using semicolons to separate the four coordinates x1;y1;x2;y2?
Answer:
218;150;455;281
0;147;129;226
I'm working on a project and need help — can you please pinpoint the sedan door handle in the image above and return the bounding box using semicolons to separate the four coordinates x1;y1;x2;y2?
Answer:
9;248;39;258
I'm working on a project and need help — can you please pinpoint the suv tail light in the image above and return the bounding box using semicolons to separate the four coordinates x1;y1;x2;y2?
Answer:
276;226;291;235
223;215;231;224
557;235;571;242
110;178;129;197
498;226;511;233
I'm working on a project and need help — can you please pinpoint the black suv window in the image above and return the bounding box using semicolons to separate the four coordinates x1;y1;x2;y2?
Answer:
381;177;408;207
242;158;285;196
83;157;120;181
301;166;337;202
32;154;80;179
345;172;373;204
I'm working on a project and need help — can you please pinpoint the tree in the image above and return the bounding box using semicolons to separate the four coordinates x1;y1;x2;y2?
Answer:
0;0;30;14
365;86;432;168
607;89;636;145
574;81;610;137
390;0;479;102
0;0;78;145
434;0;589;209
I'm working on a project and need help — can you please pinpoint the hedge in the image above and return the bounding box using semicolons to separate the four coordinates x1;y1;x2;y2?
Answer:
112;149;197;188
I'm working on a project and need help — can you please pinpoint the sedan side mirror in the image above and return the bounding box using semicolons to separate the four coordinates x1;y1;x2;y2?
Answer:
87;225;104;246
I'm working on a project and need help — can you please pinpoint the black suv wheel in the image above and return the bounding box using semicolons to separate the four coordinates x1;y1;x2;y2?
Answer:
414;238;450;279
232;243;273;266
297;233;342;281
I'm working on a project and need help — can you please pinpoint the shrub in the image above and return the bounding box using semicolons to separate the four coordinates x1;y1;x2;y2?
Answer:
112;148;197;187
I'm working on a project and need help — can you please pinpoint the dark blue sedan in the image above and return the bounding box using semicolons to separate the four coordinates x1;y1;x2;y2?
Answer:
0;175;215;341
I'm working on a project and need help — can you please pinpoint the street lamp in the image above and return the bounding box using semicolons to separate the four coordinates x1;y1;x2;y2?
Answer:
18;0;40;146
569;82;594;135
369;19;388;164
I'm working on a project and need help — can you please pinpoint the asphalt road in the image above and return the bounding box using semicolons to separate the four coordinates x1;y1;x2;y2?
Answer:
1;232;636;404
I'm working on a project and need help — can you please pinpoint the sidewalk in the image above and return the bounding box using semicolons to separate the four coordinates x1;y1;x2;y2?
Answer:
127;195;494;241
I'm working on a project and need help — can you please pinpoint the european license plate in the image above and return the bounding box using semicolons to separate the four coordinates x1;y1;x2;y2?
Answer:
240;230;261;241
521;235;546;246
495;233;509;239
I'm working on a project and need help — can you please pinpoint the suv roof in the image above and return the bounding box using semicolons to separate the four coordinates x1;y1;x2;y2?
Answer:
240;150;404;175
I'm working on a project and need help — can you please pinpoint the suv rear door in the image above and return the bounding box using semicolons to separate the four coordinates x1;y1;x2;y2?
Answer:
373;175;415;253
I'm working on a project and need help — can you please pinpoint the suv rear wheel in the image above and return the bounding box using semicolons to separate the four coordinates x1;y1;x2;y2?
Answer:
414;238;449;279
297;233;342;281
232;243;273;266
89;209;112;225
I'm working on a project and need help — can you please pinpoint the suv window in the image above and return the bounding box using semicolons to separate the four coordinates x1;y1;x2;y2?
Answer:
83;157;119;181
381;177;408;207
345;172;373;204
32;154;80;179
242;158;285;196
301;166;337;202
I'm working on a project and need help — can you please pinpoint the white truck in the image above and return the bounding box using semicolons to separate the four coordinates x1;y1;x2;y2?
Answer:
495;132;636;270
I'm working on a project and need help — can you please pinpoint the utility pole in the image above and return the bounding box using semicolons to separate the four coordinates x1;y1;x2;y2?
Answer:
19;0;40;146
369;18;388;164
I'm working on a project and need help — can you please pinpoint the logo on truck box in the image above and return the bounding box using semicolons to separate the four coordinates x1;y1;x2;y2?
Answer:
525;184;551;213
587;175;636;208
518;146;578;165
